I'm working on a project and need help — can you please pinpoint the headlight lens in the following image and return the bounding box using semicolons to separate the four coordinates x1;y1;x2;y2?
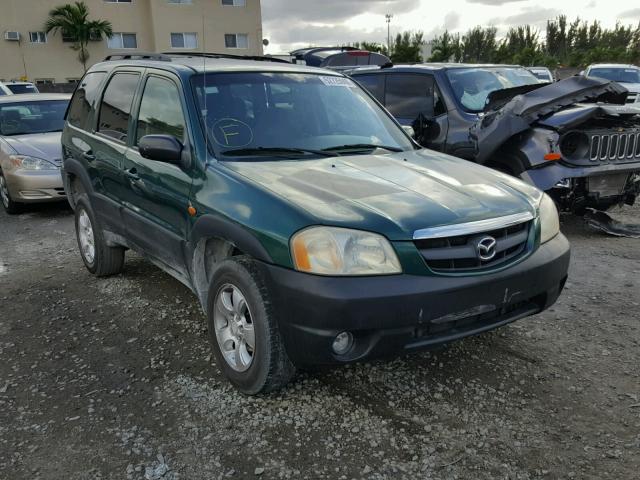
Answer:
291;226;402;275
538;193;560;243
9;155;57;171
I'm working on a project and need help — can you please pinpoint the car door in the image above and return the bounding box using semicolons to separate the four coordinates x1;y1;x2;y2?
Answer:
384;73;449;152
75;70;142;231
121;71;193;277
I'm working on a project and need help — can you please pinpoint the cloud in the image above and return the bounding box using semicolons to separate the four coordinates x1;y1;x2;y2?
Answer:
618;8;640;19
267;23;387;48
444;12;461;30
262;0;419;23
464;0;527;5
490;7;561;27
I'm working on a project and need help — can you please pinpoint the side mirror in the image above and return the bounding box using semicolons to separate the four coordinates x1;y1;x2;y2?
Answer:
138;135;183;164
402;125;415;138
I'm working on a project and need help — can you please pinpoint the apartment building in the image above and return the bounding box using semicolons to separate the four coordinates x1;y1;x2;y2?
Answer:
0;0;263;84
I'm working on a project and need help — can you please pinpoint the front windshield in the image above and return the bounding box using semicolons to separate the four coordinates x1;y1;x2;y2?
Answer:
191;72;414;158
588;68;640;84
0;100;68;136
446;67;540;112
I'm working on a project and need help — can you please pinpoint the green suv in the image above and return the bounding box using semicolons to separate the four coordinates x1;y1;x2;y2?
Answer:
61;53;570;394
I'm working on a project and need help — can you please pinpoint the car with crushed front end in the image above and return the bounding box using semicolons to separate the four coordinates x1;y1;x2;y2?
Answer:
0;93;70;213
61;53;570;394
349;64;640;214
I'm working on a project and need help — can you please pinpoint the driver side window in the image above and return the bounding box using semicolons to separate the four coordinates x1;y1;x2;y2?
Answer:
135;76;186;145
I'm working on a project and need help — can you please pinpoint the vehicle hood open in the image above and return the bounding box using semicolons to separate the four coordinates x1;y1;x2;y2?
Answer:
223;149;541;241
3;132;63;164
473;76;631;163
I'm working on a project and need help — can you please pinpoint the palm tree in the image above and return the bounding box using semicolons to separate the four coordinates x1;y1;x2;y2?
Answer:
44;1;113;72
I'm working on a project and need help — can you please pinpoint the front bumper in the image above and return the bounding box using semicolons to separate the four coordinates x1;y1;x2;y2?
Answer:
524;160;640;191
260;233;570;366
4;168;66;203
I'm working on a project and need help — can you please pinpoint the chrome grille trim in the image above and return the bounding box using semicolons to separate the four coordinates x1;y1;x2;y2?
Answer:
590;131;640;162
413;211;534;240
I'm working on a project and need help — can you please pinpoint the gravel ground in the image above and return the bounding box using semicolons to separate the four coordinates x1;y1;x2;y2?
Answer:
0;202;638;480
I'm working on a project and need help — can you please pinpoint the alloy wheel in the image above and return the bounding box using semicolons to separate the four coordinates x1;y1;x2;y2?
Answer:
78;209;96;264
0;174;9;208
213;283;255;372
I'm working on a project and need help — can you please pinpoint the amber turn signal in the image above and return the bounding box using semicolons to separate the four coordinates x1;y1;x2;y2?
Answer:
543;153;561;161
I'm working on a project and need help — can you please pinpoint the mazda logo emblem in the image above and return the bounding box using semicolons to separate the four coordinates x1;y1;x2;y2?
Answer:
476;236;497;261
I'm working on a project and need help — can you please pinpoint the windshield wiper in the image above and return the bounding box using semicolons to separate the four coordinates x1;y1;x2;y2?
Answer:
220;147;339;158
322;143;403;153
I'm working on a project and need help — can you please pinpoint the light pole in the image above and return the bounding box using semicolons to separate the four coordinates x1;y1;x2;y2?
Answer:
385;14;393;56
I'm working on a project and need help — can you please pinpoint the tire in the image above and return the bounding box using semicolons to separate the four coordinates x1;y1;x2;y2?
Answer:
74;196;125;276
0;169;21;214
206;256;295;394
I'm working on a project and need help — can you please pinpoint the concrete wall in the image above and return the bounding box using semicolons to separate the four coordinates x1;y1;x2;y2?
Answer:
0;0;263;83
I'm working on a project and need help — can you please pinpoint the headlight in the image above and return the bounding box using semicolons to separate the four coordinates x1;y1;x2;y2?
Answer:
291;226;402;276
9;155;57;171
538;193;560;243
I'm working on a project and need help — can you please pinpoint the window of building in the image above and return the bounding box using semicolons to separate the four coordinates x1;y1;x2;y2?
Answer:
224;33;248;49
104;0;132;3
135;77;186;144
67;72;107;130
170;32;197;49
35;79;55;85
222;0;246;5
107;33;137;49
29;32;47;44
97;73;140;142
168;0;192;3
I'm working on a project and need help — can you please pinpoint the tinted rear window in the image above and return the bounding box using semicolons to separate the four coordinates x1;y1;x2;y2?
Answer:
97;73;140;142
67;72;106;130
6;84;38;94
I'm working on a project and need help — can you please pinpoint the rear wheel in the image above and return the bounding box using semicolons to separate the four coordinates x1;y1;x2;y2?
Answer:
74;197;125;276
207;256;295;394
0;170;21;214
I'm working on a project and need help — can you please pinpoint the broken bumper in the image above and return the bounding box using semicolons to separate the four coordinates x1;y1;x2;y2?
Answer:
260;233;570;366
523;161;640;191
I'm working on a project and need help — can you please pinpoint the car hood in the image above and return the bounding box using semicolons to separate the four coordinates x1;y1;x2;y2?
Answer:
3;132;63;163
223;149;541;241
618;82;640;93
474;76;630;162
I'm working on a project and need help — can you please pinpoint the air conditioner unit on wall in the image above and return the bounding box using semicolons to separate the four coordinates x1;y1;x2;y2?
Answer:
4;31;20;41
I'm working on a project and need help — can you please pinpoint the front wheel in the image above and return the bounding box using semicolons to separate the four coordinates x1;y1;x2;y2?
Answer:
0;170;21;214
207;256;295;394
74;197;125;276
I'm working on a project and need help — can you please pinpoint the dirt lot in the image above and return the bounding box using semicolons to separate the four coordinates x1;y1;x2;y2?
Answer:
0;202;638;480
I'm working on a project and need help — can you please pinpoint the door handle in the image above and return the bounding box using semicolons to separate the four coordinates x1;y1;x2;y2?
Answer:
125;168;140;182
82;151;95;162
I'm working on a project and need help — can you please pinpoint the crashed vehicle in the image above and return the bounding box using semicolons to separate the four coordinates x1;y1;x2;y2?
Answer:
61;53;569;394
349;64;640;213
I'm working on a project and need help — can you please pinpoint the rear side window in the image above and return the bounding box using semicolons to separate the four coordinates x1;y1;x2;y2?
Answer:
67;72;106;130
97;73;140;142
385;74;435;118
135;76;186;144
354;74;384;103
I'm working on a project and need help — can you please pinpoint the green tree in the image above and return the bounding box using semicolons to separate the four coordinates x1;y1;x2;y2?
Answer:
44;1;113;72
390;31;424;63
429;31;462;62
461;26;497;63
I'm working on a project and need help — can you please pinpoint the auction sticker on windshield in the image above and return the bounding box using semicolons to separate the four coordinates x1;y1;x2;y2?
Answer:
319;76;355;87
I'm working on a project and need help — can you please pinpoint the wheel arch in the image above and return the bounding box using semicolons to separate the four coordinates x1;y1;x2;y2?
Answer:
62;158;94;209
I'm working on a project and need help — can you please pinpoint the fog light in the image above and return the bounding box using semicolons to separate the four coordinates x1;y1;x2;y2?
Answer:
332;331;354;355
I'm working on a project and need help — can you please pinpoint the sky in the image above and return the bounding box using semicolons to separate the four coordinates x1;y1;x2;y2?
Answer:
261;0;640;54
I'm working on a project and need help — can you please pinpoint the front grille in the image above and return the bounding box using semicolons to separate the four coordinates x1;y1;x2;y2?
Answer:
589;130;640;162
626;93;638;104
414;220;532;273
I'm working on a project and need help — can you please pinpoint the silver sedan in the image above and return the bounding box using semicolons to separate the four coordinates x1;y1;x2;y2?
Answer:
0;93;70;213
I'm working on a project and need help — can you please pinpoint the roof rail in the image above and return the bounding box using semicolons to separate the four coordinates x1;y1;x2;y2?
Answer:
163;52;291;64
103;52;171;62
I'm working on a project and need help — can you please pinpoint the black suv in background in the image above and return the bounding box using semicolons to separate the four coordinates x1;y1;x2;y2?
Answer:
350;64;640;213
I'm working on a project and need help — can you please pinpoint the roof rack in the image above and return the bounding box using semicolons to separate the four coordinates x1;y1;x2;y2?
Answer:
103;52;171;62
162;52;291;64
